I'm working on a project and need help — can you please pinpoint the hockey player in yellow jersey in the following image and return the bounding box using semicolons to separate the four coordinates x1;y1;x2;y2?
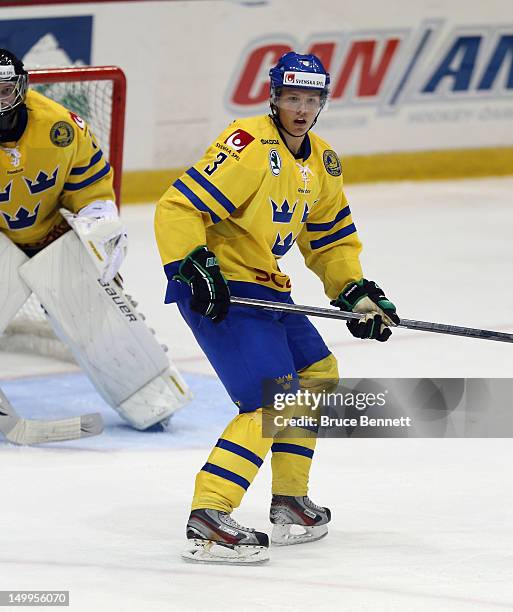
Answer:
155;52;400;564
0;49;190;440
0;50;118;259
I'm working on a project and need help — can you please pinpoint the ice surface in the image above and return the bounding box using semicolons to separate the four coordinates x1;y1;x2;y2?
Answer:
1;178;512;610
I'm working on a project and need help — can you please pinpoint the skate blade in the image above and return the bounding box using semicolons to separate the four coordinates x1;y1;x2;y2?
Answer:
271;524;328;546
181;539;270;565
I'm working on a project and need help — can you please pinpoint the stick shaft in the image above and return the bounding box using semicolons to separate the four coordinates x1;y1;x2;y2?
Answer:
230;297;513;344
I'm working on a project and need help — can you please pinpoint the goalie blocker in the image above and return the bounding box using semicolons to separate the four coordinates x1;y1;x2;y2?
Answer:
0;232;191;430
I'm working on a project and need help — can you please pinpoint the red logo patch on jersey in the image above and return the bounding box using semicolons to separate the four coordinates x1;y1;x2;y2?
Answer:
69;112;85;130
224;129;255;152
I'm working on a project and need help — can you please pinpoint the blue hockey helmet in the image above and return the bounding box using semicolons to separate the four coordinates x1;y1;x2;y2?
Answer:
269;51;330;108
0;48;28;118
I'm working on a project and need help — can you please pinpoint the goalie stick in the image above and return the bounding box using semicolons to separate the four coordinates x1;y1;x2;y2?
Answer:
0;387;104;445
230;297;513;344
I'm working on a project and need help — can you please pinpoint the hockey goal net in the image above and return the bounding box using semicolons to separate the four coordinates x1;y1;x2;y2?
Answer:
1;66;127;360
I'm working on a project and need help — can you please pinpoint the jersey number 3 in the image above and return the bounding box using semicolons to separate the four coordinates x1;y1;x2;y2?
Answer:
204;152;228;176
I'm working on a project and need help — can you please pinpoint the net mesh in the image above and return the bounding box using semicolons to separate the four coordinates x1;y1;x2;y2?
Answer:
1;72;118;359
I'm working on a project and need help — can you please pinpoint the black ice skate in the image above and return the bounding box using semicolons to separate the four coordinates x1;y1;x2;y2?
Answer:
269;495;331;546
182;508;270;565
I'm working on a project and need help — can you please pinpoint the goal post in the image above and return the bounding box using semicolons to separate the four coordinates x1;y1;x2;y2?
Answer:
28;65;127;205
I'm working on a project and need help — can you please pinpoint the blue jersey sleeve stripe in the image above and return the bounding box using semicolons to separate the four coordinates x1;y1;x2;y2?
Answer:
271;443;314;459
63;162;110;191
69;149;104;175
216;439;264;467
201;462;250;490
306;206;351;232
186;167;236;214
309;223;357;250
173;179;221;224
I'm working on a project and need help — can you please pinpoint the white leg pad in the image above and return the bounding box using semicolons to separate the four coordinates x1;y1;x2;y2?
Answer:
0;233;31;334
19;231;191;429
119;366;190;429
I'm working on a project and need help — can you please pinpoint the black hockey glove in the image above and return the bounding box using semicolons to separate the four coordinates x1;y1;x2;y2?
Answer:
331;279;400;342
174;246;230;323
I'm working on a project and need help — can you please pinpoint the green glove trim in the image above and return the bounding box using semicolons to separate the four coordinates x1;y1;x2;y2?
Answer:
377;298;396;312
173;245;211;284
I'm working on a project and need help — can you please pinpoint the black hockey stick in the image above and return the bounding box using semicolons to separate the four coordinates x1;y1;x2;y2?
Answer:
230;297;513;344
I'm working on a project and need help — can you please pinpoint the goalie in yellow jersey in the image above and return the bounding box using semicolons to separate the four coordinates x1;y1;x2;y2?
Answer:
0;49;190;438
155;52;400;564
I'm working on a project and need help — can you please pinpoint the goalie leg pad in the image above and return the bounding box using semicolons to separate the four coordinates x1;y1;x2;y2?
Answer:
119;367;191;431
19;232;191;429
0;233;31;335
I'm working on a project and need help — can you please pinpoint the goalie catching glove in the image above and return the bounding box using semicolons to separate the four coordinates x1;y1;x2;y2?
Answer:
60;200;128;282
174;246;230;323
332;279;399;342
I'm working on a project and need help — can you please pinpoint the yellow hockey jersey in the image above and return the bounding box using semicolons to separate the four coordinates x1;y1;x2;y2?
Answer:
155;114;363;301
0;89;115;250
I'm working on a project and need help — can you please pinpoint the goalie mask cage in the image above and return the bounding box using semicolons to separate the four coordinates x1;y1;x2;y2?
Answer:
1;66;127;361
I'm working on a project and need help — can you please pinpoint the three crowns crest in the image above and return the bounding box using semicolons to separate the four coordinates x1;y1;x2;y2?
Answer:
2;203;41;230
271;232;296;257
271;199;297;223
